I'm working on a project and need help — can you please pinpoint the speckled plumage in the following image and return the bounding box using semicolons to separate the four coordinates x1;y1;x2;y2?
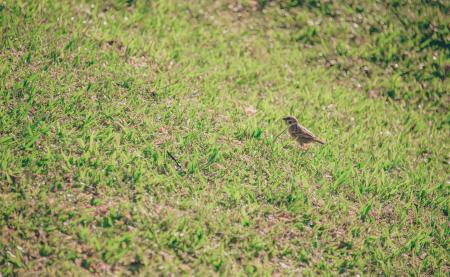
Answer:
283;116;326;146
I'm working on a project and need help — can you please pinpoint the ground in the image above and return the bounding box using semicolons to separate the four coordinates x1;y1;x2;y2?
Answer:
0;0;449;275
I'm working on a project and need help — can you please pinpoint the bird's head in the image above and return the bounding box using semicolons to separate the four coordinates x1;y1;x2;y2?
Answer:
283;116;298;126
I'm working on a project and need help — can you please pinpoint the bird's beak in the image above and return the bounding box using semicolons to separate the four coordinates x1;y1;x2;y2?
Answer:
282;117;288;121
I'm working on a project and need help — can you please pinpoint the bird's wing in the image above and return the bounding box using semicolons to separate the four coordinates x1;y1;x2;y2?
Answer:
297;125;317;139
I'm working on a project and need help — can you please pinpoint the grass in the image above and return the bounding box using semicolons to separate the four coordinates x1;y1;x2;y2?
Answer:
0;0;448;275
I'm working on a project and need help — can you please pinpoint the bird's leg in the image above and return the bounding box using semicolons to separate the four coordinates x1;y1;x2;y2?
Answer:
298;143;310;151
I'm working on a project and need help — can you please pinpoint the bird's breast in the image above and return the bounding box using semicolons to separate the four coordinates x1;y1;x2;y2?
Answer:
288;125;298;136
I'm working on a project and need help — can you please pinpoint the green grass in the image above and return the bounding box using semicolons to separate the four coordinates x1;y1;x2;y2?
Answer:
0;0;448;275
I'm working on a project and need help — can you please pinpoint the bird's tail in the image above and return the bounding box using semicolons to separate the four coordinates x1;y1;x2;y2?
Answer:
314;138;326;144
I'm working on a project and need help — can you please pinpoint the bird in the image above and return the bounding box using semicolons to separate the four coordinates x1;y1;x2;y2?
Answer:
282;116;326;147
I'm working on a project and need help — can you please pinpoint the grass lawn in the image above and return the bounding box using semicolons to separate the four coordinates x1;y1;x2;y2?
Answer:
0;0;448;275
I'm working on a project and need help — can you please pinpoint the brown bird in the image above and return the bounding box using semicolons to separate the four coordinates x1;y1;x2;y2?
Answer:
282;116;326;147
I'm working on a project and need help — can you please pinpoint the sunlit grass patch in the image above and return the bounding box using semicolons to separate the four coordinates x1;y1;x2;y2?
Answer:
0;0;448;275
